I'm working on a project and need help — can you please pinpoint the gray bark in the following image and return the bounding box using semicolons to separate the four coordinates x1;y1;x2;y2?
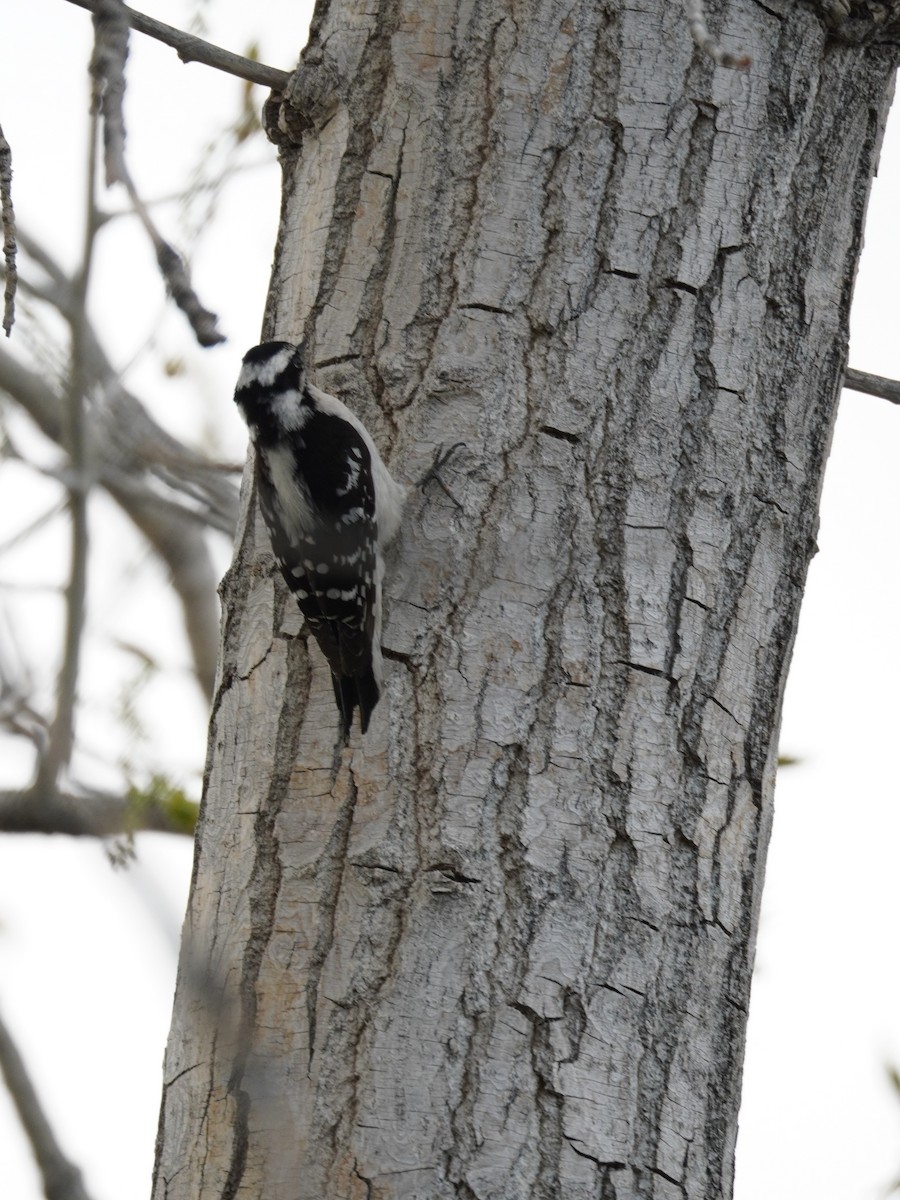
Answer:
153;1;899;1197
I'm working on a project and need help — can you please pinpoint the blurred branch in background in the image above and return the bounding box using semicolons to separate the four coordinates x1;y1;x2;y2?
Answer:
0;234;240;694
0;219;240;828
35;94;102;801
0;779;197;838
0;610;48;758
0;2;257;837
887;1063;900;1195
0;1003;95;1200
0;0;259;828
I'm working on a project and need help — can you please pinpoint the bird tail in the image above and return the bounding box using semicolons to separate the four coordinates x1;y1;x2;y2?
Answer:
355;662;380;735
331;663;381;739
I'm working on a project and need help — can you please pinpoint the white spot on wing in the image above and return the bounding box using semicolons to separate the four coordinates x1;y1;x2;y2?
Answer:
306;381;406;545
336;455;360;497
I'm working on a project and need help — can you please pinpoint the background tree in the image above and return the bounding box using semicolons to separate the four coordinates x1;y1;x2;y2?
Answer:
144;1;900;1198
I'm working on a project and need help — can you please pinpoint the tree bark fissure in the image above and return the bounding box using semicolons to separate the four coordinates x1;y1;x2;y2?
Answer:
154;1;899;1197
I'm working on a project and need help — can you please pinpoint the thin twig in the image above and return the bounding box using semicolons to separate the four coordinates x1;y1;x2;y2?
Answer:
0;123;17;336
683;0;751;70
37;107;102;794
844;366;900;406
63;0;290;90
0;1005;95;1200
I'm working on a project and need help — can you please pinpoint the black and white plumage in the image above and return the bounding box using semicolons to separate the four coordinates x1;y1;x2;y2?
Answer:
234;341;405;738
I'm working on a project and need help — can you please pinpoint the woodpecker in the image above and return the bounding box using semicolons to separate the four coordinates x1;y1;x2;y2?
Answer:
234;341;405;737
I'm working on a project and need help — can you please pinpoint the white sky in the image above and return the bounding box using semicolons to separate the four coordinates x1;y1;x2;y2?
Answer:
0;4;899;1199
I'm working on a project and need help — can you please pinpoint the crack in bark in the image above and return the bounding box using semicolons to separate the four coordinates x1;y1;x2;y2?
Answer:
373;10;514;415
304;766;359;1071
303;0;404;354
219;638;306;1200
538;424;581;443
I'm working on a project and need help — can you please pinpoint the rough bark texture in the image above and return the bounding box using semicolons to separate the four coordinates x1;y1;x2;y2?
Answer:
154;2;898;1198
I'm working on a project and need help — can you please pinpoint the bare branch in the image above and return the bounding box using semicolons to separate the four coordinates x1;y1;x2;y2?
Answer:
0;1004;96;1200
683;0;751;70
0;783;197;837
844;366;900;405
63;0;291;90
147;234;225;347
0;123;17;336
89;0;130;186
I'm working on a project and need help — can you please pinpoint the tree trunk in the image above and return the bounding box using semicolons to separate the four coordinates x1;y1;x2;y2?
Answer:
153;2;899;1197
